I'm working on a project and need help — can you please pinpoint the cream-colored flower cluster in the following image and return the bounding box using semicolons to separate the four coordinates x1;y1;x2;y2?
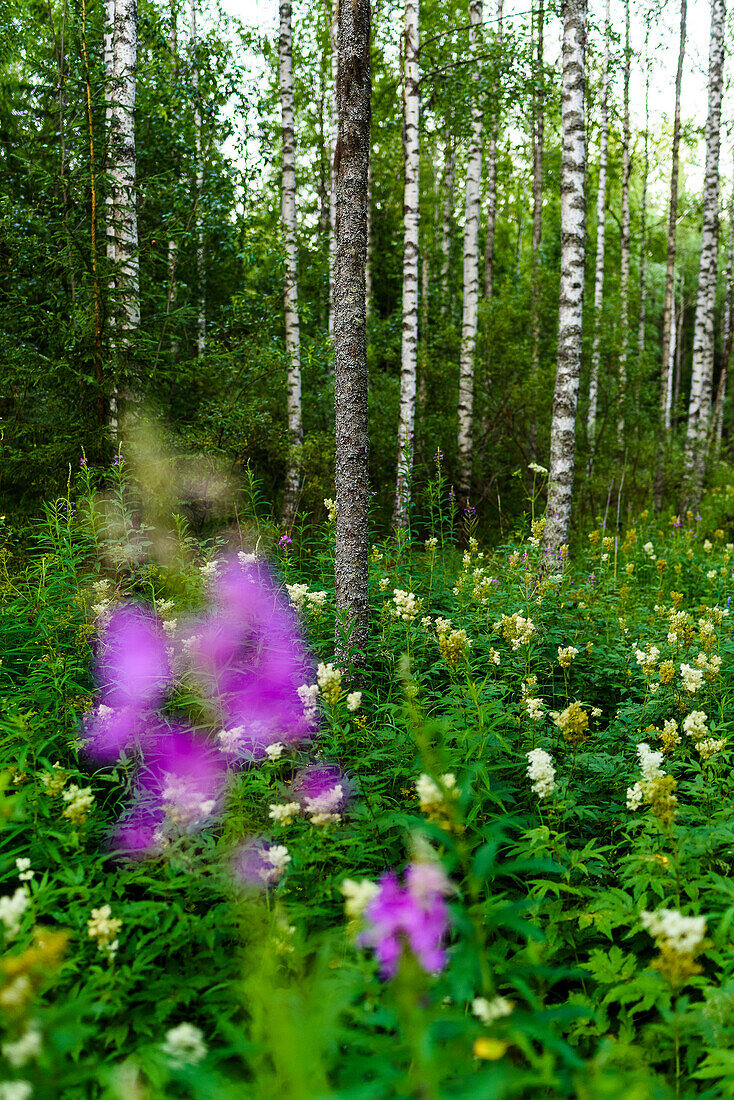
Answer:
696;738;726;762
550;701;588;746
493;612;536;650
525;748;556;799
640;908;707;986
323;497;337;522
633;644;659;676
435;618;472;668
87;904;122;961
416;773;459;829
342;877;380;931
392;589;424;623
472;996;514;1024
61;784;95;826
626;743;678;823
317;662;342;706
285;583;327;612
680;663;704;695
162;1023;208;1068
557;645;579;670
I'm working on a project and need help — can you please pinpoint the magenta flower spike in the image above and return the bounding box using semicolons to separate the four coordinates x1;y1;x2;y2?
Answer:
359;863;451;979
85;605;172;761
111;724;226;857
185;558;313;758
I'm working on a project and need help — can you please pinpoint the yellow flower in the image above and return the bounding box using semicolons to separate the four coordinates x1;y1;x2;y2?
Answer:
473;1038;508;1061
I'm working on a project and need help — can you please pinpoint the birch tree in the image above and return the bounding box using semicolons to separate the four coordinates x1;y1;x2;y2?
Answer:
483;0;502;300
104;0;115;271
530;0;544;389
440;137;455;314
543;0;586;554
711;189;734;460
585;0;609;451
637;20;650;361
328;0;338;336
654;0;686;507
109;0;139;381
334;0;371;663
682;0;726;505
190;0;205;356
394;0;420;527
617;0;631;443
279;0;302;523
456;0;484;501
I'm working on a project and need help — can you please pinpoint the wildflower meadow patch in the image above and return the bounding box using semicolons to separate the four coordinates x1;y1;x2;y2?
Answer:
3;457;734;1097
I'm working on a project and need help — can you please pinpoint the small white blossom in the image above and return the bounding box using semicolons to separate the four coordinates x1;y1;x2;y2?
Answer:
626;782;644;811
2;1027;42;1068
0;1082;33;1100
640;909;706;954
525;749;556;799
0;889;29;940
342;878;380;922
15;859;33;883
162;1023;207;1068
680;663;704;694
265;741;285;760
683;710;709;741
268;802;302;826
472;996;514;1025
346;691;362;713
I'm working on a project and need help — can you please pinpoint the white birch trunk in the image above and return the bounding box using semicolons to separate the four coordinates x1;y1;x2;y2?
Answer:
483;0;502;300
456;0;484;500
682;0;726;504
110;0;139;385
713;192;734;458
530;0;544;389
167;0;179;357
279;0;302;522
665;274;676;431
328;0;338;336
104;0;115;269
440;138;455;315
585;0;609;449
394;0;420;527
544;0;586;553
617;0;631;443
190;0;205;356
637;21;650;361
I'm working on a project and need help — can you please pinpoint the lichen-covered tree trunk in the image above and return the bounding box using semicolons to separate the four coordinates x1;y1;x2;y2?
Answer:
279;0;302;523
483;0;502;300
334;0;371;664
585;0;609;451
654;0;686;508
456;0;484;501
543;0;586;554
110;0;139;396
394;0;420;528
365;153;372;314
328;0;338;337
529;0;544;406
440;137;455;315
190;0;205;356
617;0;631;444
682;0;726;507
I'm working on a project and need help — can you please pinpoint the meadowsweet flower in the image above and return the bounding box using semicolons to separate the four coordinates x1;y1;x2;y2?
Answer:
682;710;708;742
626;782;644;810
680;663;704;694
659;718;681;752
634;644;660;676
346;691;362;712
15;860;33;883
232;839;292;887
0;889;29;940
436;623;472;667
472;996;513;1025
550;701;588;746
199;558;223;581
392;589;424;623
378;576;390;591
87;905;122;960
265;741;285;760
2;1027;42;1068
359;863;451;978
524;696;545;721
342;878;380;929
489;647;500;665
297;683;320;725
703;539;713;553
40;763;66;796
643;541;656;559
696;738;726;761
526;749;556;799
637;742;664;782
591;706;602;718
286;582;309;610
0;1082;33;1100
323;497;337;522
317;662;342;706
493;612;536;650
61;784;95;825
528;462;548;475
425;536;438;551
640;908;707;986
268;802;301;826
627;743;678;823
162;1023;207;1068
557;645;579;669
416;773;458;828
294;765;349;825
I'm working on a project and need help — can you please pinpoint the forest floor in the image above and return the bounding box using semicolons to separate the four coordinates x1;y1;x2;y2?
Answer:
2;460;734;1098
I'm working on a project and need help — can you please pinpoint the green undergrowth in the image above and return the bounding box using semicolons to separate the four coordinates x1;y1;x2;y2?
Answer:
2;458;734;1097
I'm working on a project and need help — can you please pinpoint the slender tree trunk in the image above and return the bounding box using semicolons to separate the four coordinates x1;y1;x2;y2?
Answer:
585;0;609;451
334;0;371;664
654;0;686;507
617;0;631;444
456;0;484;501
104;0;115;271
440;137;455;315
109;0;139;410
543;0;586;554
81;0;104;428
712;189;734;459
190;0;205;356
483;0;502;300
365;152;373;314
637;20;650;361
529;0;544;445
394;0;420;527
665;272;677;431
279;0;303;523
674;282;684;415
328;0;338;336
682;0;726;507
167;0;179;357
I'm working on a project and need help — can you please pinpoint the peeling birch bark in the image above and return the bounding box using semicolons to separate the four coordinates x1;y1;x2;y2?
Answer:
529;0;544;418
585;0;608;451
617;0;631;444
440;138;455;315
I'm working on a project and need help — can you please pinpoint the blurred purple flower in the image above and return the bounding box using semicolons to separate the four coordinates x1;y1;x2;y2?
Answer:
183;557;313;757
359;862;451;978
292;764;350;817
85;605;172;761
111;724;226;857
231;836;291;888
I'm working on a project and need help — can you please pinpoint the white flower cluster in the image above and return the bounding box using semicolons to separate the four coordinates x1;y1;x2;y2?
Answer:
162;773;217;829
342;878;380;924
323;497;337;522
162;1023;208;1068
633;644;660;675
472;996;514;1025
87;904;122;961
680;663;704;694
557;645;579;669
285;583;327;612
695;652;722;676
15;859;33;883
61;784;95;825
91;577;115;621
525;749;556;799
268;801;301;826
493;612;536;650
217;725;247;754
0;1081;33;1100
237;550;258;565
524;696;545;721
298;683;320;724
682;710;709;741
265;741;285;760
316;662;342;706
425;536;438;551
0;889;29;941
305;785;344;826
2;1027;42;1068
640;909;707;954
626;742;666;810
258;845;291;884
346;691;362;713
696;738;726;761
392;589;424;623
199;558;223;581
643;541;656;559
416;773;457;815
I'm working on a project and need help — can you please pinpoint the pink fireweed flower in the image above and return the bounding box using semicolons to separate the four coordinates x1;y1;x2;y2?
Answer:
182;558;314;758
85;604;172;760
111;724;226;857
359;862;452;978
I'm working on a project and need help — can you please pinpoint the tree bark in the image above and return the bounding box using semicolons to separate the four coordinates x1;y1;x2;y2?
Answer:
394;0;420;528
328;0;338;337
637;25;649;362
365;151;373;314
190;0;205;356
529;0;544;430
440;137;455;315
279;0;303;524
585;0;609;451
456;0;484;501
167;0;179;358
334;0;371;665
617;0;631;444
682;0;726;507
543;0;586;553
712;189;734;460
654;0;686;507
483;0;502;300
